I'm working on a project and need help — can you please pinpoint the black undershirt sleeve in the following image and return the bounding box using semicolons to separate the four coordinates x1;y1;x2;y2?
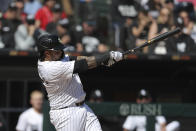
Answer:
73;59;88;74
73;52;110;74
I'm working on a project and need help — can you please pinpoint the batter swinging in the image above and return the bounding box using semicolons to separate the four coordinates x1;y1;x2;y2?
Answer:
37;34;123;131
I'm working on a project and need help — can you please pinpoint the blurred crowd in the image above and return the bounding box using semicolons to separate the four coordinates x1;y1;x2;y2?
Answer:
0;0;196;55
112;0;196;55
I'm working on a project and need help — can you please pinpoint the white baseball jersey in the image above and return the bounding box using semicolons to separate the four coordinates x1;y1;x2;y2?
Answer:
38;57;86;110
123;115;166;131
16;108;43;131
38;56;102;131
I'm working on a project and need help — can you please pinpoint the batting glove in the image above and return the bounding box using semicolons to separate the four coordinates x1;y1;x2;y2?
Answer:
107;51;123;66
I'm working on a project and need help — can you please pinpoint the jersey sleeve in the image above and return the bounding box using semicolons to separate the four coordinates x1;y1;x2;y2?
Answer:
156;116;166;125
16;113;27;131
122;116;136;130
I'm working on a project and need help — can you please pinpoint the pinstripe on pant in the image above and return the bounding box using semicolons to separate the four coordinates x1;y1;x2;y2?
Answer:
49;104;102;131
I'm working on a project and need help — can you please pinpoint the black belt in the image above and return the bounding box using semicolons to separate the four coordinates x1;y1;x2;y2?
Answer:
59;100;85;109
75;100;85;106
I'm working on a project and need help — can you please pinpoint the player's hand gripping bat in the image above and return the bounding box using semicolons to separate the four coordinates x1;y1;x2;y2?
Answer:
123;27;181;55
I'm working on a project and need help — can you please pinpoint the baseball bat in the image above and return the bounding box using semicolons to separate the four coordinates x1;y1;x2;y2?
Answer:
123;27;181;55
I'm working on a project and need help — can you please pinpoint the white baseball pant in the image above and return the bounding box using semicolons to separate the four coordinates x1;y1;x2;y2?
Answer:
49;104;102;131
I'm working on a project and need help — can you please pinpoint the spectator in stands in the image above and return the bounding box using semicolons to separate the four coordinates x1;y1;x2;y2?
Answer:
3;2;22;30
46;3;66;34
165;18;196;54
165;0;175;12
149;7;173;39
177;0;196;10
74;18;108;53
16;90;43;131
145;0;166;19
79;0;97;22
1;2;21;49
119;16;135;51
15;0;25;22
56;18;70;36
61;0;73;17
111;0;140;26
123;89;180;131
3;2;22;31
24;0;42;16
61;32;75;52
35;0;56;30
178;10;196;43
164;0;175;30
130;8;156;53
14;15;36;50
111;0;141;48
148;7;174;54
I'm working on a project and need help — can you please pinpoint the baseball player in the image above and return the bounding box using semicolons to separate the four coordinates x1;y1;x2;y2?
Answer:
16;90;43;131
123;89;180;131
37;34;124;131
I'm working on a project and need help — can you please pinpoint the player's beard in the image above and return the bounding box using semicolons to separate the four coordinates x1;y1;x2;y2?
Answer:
55;50;65;61
51;50;64;61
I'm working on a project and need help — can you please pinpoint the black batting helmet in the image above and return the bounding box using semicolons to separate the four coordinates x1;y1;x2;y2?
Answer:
37;34;65;60
37;34;65;52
